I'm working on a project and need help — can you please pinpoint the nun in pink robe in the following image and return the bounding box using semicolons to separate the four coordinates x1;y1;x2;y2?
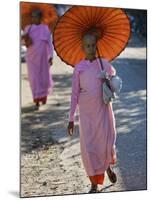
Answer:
69;57;117;185
24;21;54;106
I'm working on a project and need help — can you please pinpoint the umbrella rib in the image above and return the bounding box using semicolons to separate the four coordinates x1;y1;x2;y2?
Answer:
54;31;83;41
72;6;91;25
96;8;117;25
84;6;91;26
95;8;110;25
110;35;130;61
100;12;127;25
55;27;83;33
55;26;84;33
55;38;81;49
83;6;96;28
94;7;104;25
91;6;101;27
96;8;115;25
57;20;85;30
90;6;94;26
104;30;130;36
103;20;130;27
104;33;129;43
54;29;82;37
91;6;98;25
104;31;130;37
102;31;127;58
56;39;81;56
63;15;86;28
102;36;124;49
101;37;120;55
54;34;81;43
57;19;82;28
91;7;97;24
102;34;130;59
70;43;84;65
54;29;82;41
104;27;130;32
98;40;111;60
89;6;92;26
61;42;82;65
69;41;82;56
55;40;80;50
67;6;88;26
72;7;87;25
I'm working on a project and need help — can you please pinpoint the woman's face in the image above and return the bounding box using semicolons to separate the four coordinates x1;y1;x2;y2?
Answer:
31;10;42;25
82;35;97;60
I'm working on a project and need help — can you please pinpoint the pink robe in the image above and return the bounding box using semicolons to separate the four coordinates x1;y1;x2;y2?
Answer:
69;58;116;182
24;24;54;102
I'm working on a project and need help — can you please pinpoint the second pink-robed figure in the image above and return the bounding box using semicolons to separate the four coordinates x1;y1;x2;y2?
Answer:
24;24;54;104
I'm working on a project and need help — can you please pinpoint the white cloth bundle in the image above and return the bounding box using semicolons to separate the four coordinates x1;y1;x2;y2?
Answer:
98;70;122;94
109;75;122;94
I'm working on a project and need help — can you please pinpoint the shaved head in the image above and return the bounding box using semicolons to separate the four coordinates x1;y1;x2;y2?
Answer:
82;34;97;44
82;33;97;60
32;9;42;18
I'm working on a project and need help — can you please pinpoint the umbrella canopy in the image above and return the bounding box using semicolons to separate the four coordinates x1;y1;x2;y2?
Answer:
20;2;58;31
53;6;131;67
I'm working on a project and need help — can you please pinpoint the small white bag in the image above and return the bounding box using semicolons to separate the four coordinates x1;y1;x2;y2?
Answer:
97;58;122;104
102;81;115;104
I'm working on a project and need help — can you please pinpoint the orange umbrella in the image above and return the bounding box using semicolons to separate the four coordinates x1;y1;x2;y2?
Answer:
20;2;58;31
53;6;131;67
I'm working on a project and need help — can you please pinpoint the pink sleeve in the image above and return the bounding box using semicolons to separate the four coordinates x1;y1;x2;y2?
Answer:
104;59;116;76
69;68;80;122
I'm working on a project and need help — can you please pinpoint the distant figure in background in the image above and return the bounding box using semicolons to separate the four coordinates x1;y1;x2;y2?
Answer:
22;9;54;109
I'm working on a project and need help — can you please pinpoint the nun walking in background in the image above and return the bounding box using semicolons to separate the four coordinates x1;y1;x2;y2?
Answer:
22;9;54;109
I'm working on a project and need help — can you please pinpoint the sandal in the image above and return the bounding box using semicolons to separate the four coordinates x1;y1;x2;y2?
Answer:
106;166;117;184
88;184;98;193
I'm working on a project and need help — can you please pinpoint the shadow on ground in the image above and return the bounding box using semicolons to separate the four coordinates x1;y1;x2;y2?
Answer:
21;73;80;154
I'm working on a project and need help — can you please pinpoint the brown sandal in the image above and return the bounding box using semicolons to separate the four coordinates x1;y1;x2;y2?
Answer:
106;167;117;183
88;184;98;193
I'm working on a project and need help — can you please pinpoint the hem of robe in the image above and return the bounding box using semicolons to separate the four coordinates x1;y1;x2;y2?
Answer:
89;174;105;185
88;156;116;185
32;86;53;103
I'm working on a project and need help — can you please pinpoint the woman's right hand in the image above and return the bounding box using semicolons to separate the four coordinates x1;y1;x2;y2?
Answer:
68;121;74;136
23;34;32;47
